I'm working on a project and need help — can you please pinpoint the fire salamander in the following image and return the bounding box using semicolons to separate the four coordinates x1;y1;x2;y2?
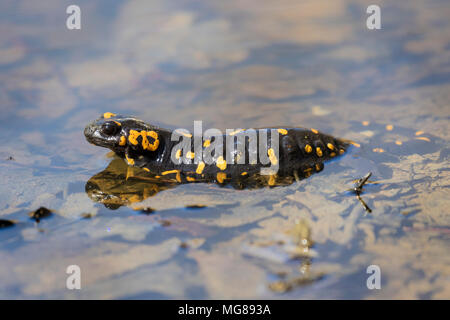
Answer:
84;112;349;187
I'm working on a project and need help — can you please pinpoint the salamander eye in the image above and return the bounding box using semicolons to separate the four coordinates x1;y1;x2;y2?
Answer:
101;121;119;136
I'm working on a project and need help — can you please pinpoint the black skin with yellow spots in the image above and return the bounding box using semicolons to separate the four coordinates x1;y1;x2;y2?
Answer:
84;113;349;185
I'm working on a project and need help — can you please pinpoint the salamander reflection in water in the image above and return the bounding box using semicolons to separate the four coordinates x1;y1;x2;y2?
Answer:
86;157;318;208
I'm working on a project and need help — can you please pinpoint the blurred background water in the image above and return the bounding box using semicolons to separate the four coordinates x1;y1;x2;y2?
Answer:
0;0;449;299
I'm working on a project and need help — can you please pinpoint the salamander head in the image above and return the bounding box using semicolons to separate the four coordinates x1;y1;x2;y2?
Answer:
84;112;163;157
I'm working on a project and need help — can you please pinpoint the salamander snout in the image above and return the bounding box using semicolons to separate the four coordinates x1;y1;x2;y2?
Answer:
84;123;95;141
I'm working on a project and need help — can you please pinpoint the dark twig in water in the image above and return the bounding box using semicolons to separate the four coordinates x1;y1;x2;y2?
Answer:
353;172;372;195
356;194;372;213
350;172;373;213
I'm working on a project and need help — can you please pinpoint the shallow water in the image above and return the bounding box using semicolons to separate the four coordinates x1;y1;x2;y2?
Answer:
0;0;449;299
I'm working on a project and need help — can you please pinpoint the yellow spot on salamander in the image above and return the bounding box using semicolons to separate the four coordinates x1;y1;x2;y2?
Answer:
175;149;182;159
155;175;161;178
216;156;227;171
339;149;345;155
241;172;248;176
128;130;159;151
268;148;278;165
304;168;312;173
216;172;226;183
203;140;211;147
162;170;181;182
268;175;276;186
186;177;196;182
179;131;192;138
162;170;179;175
386;124;394;131
315;164;322;171
362;121;370;126
125;154;135;165
186;151;195;159
305;144;312;153
113;121;121;126
373;148;385;153
196;161;205;174
103;112;116;119
415;137;430;142
141;131;152;150
143;168;150;172
350;142;361;148
128;130;140;145
229;129;243;135
119;136;126;146
311;128;319;134
395;140;403;145
327;143;335;150
278;129;288;135
415;130;424;136
145;130;159;151
316;147;323;157
330;152;336;157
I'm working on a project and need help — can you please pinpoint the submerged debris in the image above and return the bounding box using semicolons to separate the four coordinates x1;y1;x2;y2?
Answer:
139;207;156;214
269;258;325;293
251;220;326;293
160;220;172;227
180;242;189;249
28;207;52;223
0;219;15;229
269;274;325;293
185;205;207;209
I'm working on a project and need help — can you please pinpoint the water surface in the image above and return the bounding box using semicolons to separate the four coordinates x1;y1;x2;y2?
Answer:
0;0;449;299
